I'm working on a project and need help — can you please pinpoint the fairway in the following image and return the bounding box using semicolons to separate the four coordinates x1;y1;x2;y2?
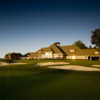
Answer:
0;64;100;100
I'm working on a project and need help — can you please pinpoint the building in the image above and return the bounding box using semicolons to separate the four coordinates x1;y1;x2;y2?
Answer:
28;42;100;60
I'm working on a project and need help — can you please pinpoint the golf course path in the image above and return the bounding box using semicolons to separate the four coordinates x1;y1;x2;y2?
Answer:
48;65;100;71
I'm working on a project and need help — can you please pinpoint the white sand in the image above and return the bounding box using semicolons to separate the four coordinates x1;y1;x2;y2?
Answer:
48;65;100;71
38;62;69;66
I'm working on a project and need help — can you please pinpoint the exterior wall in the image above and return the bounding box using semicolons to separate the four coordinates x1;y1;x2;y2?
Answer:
67;55;100;60
41;52;53;59
35;53;64;59
66;56;88;59
53;54;63;59
40;53;63;59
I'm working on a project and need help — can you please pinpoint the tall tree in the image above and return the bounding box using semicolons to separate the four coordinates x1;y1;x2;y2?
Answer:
91;29;100;48
73;40;87;49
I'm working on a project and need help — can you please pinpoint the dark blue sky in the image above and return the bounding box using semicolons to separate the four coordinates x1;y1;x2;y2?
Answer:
0;0;100;57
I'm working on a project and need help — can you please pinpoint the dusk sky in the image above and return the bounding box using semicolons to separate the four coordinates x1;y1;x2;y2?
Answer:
0;0;100;58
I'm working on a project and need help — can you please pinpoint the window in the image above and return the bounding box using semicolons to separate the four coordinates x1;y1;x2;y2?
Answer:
70;49;75;53
72;56;76;59
45;52;52;58
94;51;99;55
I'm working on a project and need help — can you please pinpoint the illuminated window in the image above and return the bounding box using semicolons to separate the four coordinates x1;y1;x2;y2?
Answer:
45;52;52;58
70;49;75;53
94;51;99;55
72;56;76;59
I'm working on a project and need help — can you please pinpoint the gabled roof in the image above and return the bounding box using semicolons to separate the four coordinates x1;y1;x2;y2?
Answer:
30;43;100;57
61;45;80;50
35;47;52;54
80;49;100;56
31;43;65;55
61;45;81;55
50;44;63;54
61;45;100;56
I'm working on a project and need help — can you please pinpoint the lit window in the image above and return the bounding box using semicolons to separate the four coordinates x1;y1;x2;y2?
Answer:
70;49;75;53
72;56;76;59
94;51;99;55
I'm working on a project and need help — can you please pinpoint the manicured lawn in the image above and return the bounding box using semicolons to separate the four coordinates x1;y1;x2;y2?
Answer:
68;60;100;67
13;59;67;64
0;64;100;100
1;58;100;67
9;59;100;67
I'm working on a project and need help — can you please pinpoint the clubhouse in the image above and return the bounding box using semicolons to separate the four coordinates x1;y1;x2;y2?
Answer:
28;42;100;60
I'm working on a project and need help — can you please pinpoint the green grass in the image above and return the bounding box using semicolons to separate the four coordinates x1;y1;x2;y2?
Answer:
13;59;67;64
1;58;100;66
67;59;100;67
0;58;7;62
0;64;100;100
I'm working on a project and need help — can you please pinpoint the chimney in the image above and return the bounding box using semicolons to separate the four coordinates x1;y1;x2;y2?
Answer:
53;42;60;46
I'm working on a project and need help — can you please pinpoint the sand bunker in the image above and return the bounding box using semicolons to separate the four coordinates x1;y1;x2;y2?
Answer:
38;62;69;66
48;65;100;71
0;62;26;66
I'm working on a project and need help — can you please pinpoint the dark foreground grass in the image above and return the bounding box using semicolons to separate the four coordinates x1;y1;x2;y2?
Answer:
0;64;100;100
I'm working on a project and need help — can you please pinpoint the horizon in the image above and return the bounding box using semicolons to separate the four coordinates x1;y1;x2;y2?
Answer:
0;0;100;58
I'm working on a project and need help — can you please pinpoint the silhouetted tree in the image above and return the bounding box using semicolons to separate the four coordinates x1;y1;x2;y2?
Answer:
5;53;23;60
24;53;30;57
73;40;87;49
91;29;100;48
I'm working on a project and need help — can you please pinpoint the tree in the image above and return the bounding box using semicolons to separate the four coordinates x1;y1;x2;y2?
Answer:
24;53;30;57
73;40;87;49
91;29;100;48
5;53;23;60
